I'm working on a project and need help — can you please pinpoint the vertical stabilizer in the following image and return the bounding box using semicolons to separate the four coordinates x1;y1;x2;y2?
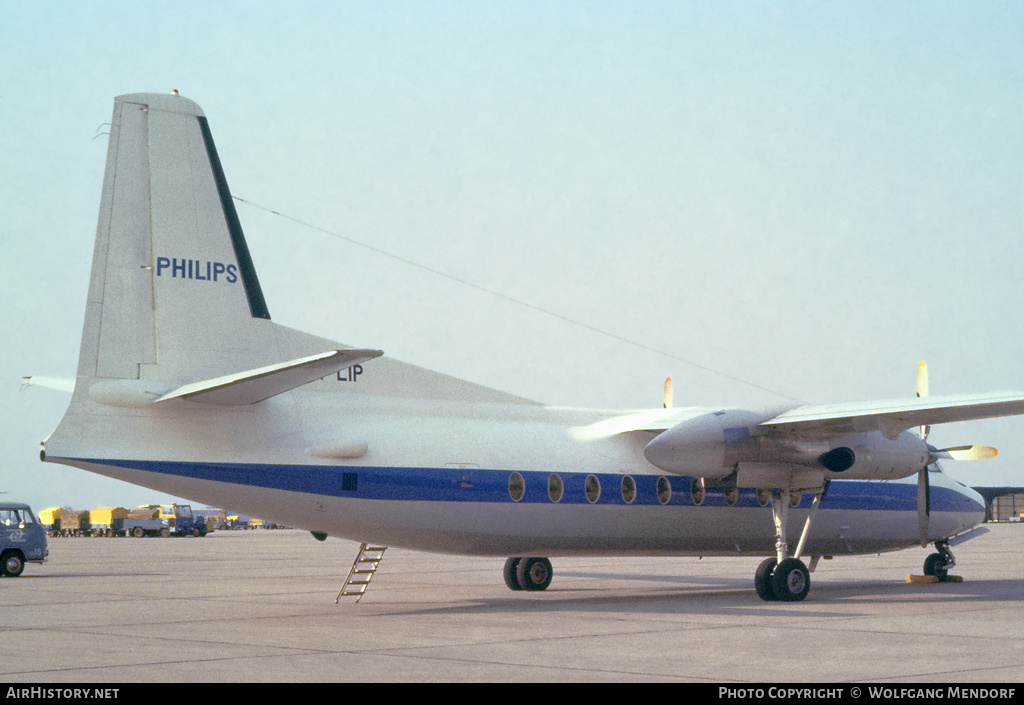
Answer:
81;93;275;386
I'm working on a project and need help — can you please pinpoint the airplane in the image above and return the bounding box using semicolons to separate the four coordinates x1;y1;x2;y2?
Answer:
41;92;1024;602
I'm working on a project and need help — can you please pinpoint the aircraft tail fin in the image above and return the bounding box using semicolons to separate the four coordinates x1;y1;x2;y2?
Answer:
79;92;284;387
67;92;532;407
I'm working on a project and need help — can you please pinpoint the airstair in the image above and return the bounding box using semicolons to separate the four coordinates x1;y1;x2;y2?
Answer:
336;543;388;603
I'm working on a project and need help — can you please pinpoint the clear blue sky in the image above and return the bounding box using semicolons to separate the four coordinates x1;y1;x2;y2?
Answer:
3;1;1023;511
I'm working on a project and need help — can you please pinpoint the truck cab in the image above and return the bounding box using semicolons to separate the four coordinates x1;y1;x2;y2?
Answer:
137;504;207;537
0;503;48;577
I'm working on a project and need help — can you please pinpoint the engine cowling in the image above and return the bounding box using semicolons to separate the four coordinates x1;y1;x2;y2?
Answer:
643;410;868;478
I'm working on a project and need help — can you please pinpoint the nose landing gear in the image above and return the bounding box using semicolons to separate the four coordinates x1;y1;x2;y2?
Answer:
923;540;955;581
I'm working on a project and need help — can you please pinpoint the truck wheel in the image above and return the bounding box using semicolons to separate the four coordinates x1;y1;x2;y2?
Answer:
159;528;171;538
1;551;25;577
131;527;144;538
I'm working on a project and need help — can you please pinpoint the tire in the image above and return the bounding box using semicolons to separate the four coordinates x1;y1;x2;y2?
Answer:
923;552;948;580
771;558;810;602
503;557;523;591
2;551;25;578
131;527;144;538
159;528;171;538
754;558;777;601
515;557;553;591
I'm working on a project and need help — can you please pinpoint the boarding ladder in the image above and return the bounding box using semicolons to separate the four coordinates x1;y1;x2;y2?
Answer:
336;543;388;603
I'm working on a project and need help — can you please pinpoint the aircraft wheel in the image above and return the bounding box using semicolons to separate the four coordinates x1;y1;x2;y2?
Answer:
516;557;553;591
771;558;810;602
503;557;523;591
923;552;948;580
1;551;25;577
754;558;777;601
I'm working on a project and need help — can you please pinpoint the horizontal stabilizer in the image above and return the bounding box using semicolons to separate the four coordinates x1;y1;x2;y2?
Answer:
156;349;383;405
20;376;75;393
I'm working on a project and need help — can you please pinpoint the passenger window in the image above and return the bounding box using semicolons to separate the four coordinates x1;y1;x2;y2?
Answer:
548;474;564;503
691;478;705;506
585;475;601;503
621;476;636;504
657;477;672;505
508;472;525;502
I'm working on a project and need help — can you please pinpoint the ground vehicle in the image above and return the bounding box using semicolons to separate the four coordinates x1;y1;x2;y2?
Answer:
128;504;206;537
0;503;48;577
40;504;207;537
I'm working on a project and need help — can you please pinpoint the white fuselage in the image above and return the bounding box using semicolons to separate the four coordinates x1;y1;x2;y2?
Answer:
46;388;985;558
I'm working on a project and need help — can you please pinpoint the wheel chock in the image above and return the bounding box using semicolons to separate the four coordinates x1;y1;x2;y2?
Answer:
905;574;963;584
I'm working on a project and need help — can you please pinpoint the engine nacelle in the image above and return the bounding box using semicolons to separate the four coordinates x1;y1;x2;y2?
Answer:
643;410;868;478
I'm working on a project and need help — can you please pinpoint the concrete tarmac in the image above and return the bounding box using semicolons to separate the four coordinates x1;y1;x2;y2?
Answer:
3;524;1022;683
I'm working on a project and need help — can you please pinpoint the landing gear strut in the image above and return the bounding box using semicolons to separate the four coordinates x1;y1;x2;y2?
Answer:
923;540;955;581
755;485;824;602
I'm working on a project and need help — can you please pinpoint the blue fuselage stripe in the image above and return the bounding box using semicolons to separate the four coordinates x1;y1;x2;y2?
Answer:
71;459;982;514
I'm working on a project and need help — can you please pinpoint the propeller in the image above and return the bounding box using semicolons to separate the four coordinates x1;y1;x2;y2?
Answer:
915;361;997;546
663;377;673;410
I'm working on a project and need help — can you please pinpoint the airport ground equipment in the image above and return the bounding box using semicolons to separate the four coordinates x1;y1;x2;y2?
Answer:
0;503;48;577
43;504;207;537
336;544;388;603
127;504;206;537
38;507;66;535
58;510;91;537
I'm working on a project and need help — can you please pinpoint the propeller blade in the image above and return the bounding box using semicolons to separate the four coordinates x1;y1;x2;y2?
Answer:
916;361;930;440
663;377;673;410
916;361;929;398
917;467;930;547
932;445;998;461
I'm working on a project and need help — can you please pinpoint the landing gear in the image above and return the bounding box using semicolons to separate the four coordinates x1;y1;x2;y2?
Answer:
755;485;824;602
923;540;955;581
772;558;811;601
754;558;776;601
503;556;552;591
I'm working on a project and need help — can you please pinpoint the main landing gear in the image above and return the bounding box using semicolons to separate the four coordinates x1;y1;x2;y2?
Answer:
504;556;553;591
755;485;825;602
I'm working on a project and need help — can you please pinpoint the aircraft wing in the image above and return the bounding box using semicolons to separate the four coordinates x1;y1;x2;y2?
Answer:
571;391;1024;441
758;391;1024;439
156;349;383;405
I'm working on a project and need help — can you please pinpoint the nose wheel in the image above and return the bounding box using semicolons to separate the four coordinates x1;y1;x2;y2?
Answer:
923;540;955;581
